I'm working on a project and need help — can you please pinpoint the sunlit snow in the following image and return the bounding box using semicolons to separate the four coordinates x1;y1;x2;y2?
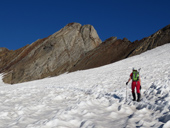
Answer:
0;44;170;128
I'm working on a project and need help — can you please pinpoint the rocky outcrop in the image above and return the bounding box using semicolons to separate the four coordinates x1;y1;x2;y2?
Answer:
128;24;170;57
1;23;170;84
1;23;102;84
69;24;170;72
69;37;136;71
0;46;28;73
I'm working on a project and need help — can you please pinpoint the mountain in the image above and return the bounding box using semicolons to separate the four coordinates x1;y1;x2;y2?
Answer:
70;24;170;72
0;23;170;84
1;44;170;127
129;24;170;56
0;23;102;84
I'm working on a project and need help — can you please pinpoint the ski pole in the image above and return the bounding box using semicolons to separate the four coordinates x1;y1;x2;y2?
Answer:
126;82;128;101
126;85;127;101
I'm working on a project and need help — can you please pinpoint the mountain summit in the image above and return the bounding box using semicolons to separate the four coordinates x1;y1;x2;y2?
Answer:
0;23;102;84
70;24;170;72
0;23;170;84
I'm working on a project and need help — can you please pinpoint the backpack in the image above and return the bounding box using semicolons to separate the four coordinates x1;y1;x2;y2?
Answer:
132;70;139;81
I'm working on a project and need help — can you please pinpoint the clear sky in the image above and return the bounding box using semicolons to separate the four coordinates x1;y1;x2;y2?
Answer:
0;0;170;50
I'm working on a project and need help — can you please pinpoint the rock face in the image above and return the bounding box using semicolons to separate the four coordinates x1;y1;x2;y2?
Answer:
1;23;102;84
1;23;170;84
69;24;170;72
69;37;137;71
129;24;170;57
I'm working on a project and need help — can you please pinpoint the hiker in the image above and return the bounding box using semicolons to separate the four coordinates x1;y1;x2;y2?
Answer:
126;68;141;102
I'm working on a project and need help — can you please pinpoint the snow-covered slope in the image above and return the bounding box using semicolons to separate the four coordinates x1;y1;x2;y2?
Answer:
0;44;170;128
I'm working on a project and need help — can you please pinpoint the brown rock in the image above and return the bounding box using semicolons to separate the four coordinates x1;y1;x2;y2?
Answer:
69;24;170;72
129;24;170;56
1;23;170;84
1;23;102;84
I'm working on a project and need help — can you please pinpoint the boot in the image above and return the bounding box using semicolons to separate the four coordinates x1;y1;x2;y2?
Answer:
137;93;141;102
132;92;136;101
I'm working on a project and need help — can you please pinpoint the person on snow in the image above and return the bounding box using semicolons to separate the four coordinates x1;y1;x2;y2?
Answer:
126;68;141;102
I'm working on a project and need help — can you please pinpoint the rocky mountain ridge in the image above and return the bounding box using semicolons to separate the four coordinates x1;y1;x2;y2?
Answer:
70;24;170;72
0;23;102;84
0;23;170;84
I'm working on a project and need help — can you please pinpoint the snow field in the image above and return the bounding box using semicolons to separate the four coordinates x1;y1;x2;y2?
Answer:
0;43;170;127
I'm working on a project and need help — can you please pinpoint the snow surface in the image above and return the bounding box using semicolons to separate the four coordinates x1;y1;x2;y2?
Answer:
1;44;170;128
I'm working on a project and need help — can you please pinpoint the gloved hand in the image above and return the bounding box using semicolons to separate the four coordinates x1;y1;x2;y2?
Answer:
126;82;128;85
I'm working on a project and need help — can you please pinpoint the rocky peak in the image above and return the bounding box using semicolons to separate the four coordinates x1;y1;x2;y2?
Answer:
1;23;102;84
0;47;9;52
69;24;170;72
123;37;129;42
129;24;170;56
1;23;170;84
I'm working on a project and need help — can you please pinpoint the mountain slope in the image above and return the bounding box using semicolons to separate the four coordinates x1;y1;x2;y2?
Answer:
0;23;101;84
0;44;170;127
70;24;170;72
0;23;170;84
129;24;170;56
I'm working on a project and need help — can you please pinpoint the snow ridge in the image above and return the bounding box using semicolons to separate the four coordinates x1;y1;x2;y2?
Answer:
0;44;170;128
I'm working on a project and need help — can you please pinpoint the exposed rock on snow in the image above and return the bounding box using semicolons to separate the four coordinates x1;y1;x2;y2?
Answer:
1;24;170;84
70;24;170;71
1;23;101;84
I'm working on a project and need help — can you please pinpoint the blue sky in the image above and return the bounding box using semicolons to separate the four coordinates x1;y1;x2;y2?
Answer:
0;0;170;50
